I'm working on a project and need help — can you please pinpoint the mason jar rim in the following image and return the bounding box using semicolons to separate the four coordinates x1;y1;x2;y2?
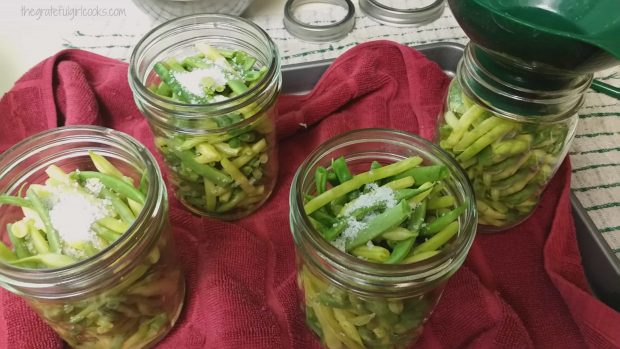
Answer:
128;13;280;127
0;126;166;299
289;128;477;296
459;43;592;123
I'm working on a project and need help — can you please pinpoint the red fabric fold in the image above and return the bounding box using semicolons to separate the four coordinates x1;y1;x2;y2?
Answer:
0;40;618;349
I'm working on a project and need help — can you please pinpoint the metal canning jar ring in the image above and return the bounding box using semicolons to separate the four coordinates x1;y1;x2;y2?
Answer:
359;0;445;26
283;0;356;42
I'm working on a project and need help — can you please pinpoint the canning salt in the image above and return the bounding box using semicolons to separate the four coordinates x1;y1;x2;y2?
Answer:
48;185;111;245
332;217;372;252
341;184;397;216
172;66;228;97
85;178;104;196
331;184;398;251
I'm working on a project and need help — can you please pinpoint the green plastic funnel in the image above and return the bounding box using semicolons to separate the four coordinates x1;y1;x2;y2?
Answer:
449;0;620;73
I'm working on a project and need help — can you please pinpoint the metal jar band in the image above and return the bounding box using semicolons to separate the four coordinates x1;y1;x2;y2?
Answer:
283;0;356;42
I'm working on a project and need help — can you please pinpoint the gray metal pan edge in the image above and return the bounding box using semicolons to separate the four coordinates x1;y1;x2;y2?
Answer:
281;42;620;311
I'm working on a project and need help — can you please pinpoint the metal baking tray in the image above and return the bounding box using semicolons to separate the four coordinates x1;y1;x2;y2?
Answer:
281;42;620;311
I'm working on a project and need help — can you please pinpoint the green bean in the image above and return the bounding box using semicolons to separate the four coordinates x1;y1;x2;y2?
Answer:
27;188;62;253
216;190;247;212
347;201;387;220
101;189;135;224
310;209;338;227
381;227;416;241
317;289;350;308
395;185;435;201
156;81;172;97
351;245;390;262
456;122;516;162
385;237;416;264
326;171;339;186
97;217;129;234
409;182;435;204
323;220;347;241
227;79;249;95
393;165;448;183
92;223;122;244
305;157;423;214
0;241;16;262
425;204;465;235
77;171;145;205
332;156;353;183
153;62;202;104
452;116;506;152
0;195;32;208
491;134;533;158
315;166;328;195
88;151;125;179
176;150;233;187
345;200;411;251
444;104;486;146
427;195;455;210
384;176;415;190
414;221;459;254
7;224;30;259
503;184;539;205
30;228;51;254
403;250;440;264
407;201;427;232
10;253;76;269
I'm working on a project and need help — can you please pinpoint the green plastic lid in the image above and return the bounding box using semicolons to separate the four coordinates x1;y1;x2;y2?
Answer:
449;0;620;73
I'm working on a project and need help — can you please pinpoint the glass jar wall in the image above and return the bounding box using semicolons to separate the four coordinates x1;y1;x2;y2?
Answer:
129;14;281;220
289;129;477;349
0;126;185;349
436;43;588;230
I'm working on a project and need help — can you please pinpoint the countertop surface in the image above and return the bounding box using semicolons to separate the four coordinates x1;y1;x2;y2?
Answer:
1;0;619;259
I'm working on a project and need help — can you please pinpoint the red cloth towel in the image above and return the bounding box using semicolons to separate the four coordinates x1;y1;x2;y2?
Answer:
0;40;618;349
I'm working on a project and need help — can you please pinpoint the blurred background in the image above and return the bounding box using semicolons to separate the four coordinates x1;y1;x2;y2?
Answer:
0;0;467;94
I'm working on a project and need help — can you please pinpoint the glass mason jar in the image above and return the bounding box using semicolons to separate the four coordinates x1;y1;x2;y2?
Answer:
0;126;185;349
289;129;477;349
436;43;589;230
129;14;281;220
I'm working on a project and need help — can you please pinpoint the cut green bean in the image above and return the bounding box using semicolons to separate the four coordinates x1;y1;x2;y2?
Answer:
305;156;423;214
315;167;328;195
385;237;416;264
0;195;32;208
345;200;411;251
77;172;146;205
102;189;135;224
393;165;448;183
7;224;30;259
407;201;427;232
332;157;353;183
351;245;390;262
10;253;76;269
176;150;233;187
414;221;459;254
425;204;466;235
216;190;247;212
0;241;16;262
27;189;62;254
